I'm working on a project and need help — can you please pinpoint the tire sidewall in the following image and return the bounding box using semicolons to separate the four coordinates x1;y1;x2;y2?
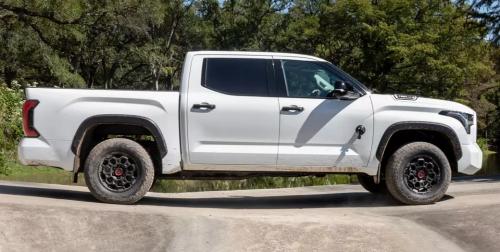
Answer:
84;138;155;204
386;142;452;205
357;174;386;194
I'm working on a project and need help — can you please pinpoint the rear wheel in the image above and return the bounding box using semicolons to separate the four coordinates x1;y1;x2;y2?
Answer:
385;142;451;205
357;174;386;193
84;138;155;204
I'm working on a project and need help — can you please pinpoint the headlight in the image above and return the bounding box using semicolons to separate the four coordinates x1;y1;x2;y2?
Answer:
439;111;474;134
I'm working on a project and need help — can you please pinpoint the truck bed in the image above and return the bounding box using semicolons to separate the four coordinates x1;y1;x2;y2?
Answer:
20;88;181;173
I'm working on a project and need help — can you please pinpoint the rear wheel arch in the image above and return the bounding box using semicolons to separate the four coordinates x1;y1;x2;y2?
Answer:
71;115;167;181
376;122;462;176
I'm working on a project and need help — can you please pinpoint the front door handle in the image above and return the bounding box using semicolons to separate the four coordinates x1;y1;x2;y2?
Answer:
192;102;216;110
282;105;304;112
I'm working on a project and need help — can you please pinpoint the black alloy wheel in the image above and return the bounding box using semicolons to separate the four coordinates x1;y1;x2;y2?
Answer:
403;155;441;194
98;152;142;192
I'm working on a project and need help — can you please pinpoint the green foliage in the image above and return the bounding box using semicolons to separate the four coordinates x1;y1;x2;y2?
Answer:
0;161;81;183
457;0;500;45
45;52;86;87
152;175;355;193
311;0;492;97
477;138;490;152
0;83;23;174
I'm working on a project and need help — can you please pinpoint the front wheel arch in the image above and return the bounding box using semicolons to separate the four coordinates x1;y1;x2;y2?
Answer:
376;122;461;177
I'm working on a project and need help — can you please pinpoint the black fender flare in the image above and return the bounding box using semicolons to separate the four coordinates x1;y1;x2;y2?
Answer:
376;121;462;161
71;115;167;157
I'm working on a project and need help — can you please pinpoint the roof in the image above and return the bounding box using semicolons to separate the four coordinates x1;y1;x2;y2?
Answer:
187;51;327;62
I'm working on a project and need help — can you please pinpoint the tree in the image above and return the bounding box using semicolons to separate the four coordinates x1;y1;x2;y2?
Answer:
0;0;498;144
0;0;199;90
457;0;500;45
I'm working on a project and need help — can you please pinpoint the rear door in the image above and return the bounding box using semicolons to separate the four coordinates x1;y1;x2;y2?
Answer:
185;55;279;167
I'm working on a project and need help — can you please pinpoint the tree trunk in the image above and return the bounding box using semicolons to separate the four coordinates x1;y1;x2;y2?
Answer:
152;66;160;91
4;67;17;88
86;70;95;89
165;75;172;90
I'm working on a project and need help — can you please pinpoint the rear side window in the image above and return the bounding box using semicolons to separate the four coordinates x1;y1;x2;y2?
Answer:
202;58;269;96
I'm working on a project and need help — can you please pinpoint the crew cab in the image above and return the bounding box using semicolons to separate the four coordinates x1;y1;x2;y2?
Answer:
18;51;483;204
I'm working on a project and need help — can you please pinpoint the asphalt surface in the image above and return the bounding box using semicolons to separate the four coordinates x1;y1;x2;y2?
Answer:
0;178;499;252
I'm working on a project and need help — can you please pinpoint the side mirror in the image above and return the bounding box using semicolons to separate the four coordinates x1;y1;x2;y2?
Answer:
328;80;359;100
333;81;347;94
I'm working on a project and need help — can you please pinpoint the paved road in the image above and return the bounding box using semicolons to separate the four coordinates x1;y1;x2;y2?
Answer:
0;178;499;252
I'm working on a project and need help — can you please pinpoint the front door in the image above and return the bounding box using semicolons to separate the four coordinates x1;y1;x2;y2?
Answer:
276;59;374;168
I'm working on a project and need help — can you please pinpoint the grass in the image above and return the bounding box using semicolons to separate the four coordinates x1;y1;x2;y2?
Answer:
152;174;355;193
0;161;86;186
483;149;497;155
0;161;356;193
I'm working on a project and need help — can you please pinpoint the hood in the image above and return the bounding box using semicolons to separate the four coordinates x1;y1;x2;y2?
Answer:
370;94;475;115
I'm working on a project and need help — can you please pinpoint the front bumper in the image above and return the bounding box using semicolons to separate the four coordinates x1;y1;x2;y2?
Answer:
457;143;483;175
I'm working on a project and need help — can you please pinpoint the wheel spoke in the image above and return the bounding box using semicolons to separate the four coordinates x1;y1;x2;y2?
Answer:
403;155;441;194
98;152;141;192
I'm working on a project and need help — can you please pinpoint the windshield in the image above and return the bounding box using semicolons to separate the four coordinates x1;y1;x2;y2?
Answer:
320;62;370;93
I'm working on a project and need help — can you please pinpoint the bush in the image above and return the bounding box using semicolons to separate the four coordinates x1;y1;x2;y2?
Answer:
477;138;492;153
0;83;23;175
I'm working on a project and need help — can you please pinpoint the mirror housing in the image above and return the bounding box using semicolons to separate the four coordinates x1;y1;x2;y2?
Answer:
328;80;359;100
328;80;348;96
334;80;347;91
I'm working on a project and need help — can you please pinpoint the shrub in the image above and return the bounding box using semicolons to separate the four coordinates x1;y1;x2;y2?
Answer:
0;84;23;175
477;138;491;152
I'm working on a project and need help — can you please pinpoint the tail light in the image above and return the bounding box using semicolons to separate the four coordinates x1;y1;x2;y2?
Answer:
22;100;39;137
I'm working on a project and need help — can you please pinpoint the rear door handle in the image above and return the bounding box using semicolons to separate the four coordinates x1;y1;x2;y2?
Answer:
192;102;216;110
281;105;304;112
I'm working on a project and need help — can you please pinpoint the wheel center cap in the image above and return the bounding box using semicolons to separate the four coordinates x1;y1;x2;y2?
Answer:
114;167;124;177
417;170;427;179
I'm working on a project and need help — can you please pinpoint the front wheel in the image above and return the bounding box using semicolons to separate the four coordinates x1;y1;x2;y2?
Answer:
357;174;386;194
84;138;155;204
385;142;451;205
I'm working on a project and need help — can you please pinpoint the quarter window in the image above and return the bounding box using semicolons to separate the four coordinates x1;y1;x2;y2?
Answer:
203;58;270;96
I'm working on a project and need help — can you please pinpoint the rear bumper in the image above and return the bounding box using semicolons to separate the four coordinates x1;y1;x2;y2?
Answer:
18;138;74;171
18;138;59;166
457;143;483;175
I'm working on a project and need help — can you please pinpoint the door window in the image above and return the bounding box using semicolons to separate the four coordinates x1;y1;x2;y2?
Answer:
281;60;344;98
202;58;270;96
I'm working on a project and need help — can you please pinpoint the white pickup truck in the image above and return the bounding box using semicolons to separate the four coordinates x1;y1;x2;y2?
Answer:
18;51;482;205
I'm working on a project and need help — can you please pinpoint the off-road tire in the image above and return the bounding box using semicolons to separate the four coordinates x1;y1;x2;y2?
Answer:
385;142;451;205
357;174;386;194
84;138;155;204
